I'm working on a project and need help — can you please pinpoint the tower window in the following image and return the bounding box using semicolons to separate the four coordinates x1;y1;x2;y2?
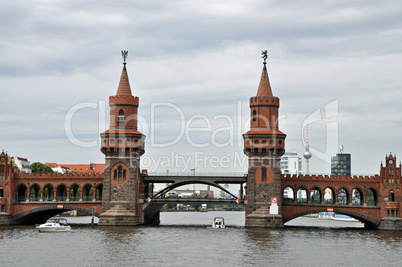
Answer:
252;110;257;122
262;166;267;182
114;165;127;180
118;109;125;123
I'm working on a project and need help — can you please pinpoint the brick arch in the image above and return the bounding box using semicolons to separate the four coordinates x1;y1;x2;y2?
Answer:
323;186;336;204
337;187;349;204
29;183;41;201
283;186;295;202
282;207;380;229
351;186;364;205
309;186;322;203
295;186;308;203
13;205;100;224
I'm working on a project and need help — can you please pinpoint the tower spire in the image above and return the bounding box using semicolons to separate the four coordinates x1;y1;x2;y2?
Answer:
256;50;273;97
116;50;132;96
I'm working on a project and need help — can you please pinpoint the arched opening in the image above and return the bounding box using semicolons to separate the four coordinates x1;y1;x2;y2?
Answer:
0;186;3;197
366;188;377;206
83;184;93;201
70;184;80;201
324;187;335;204
310;187;321;204
352;188;363;205
56;184;67;201
338;188;348;205
389;190;395;202
29;184;40;201
43;184;54;201
17;184;27;201
296;187;308;203
96;184;103;201
283;187;294;203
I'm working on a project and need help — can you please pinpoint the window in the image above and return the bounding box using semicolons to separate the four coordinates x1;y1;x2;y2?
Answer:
262;166;267;182
252;110;257;122
118;109;125;123
114;165;127;180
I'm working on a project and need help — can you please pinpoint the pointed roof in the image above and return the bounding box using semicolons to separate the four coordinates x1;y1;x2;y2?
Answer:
256;64;273;97
116;63;133;96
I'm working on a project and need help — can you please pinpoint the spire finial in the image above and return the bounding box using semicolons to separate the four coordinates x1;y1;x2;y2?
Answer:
261;50;268;66
121;50;128;64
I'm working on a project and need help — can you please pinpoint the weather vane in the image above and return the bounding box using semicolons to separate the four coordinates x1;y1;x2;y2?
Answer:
122;50;128;64
261;50;268;65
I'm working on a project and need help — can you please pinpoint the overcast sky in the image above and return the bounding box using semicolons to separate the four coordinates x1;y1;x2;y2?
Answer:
1;0;402;177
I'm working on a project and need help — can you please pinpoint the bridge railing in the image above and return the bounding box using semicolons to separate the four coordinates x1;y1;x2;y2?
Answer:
146;171;247;177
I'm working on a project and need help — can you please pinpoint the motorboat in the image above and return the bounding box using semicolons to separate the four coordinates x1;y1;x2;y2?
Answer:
36;217;71;232
212;217;225;229
331;214;358;222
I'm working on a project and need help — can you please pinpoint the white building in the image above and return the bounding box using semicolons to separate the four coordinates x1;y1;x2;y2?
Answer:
13;156;32;174
51;165;71;174
280;152;302;175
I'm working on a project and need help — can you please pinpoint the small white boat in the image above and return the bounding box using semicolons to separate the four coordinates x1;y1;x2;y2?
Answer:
36;217;71;232
331;214;358;222
212;217;225;228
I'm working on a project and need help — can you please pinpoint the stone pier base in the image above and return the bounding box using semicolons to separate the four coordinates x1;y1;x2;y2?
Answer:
378;217;402;231
98;205;142;226
0;213;15;225
245;206;284;228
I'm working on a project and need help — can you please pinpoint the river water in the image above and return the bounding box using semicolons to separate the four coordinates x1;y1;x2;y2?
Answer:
0;212;400;267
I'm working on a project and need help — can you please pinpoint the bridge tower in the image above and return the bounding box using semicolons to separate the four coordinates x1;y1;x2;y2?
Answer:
379;153;402;230
98;51;146;225
243;51;286;227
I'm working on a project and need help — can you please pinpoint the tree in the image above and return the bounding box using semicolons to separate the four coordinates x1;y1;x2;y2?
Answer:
31;162;54;174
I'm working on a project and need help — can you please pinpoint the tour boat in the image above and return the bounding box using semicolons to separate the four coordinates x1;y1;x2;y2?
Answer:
212;217;225;228
36;217;71;232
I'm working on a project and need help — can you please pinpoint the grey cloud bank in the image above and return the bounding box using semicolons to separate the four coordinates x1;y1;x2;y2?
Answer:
1;0;402;175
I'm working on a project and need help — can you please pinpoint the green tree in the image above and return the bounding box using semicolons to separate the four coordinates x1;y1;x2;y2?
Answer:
31;162;54;174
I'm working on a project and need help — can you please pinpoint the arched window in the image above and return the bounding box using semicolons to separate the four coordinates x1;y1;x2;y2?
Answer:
252;110;257;122
283;187;294;203
296;188;308;203
338;188;348;204
0;186;3;197
389;190;395;202
118;109;125;123
114;165;127;180
366;188;377;206
310;187;321;203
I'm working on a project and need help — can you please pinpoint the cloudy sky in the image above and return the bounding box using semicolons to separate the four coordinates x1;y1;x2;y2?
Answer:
1;0;402;176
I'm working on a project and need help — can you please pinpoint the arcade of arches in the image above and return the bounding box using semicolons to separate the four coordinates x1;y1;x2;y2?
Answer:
283;187;378;206
15;183;103;202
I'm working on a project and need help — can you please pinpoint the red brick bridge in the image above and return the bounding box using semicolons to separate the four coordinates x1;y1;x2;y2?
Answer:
0;152;103;224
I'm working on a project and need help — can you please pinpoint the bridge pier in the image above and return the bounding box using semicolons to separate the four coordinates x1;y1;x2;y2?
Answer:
245;206;284;228
378;217;402;231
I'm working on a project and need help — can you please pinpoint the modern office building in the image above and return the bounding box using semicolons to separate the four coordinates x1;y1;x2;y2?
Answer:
331;153;351;176
281;152;302;175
